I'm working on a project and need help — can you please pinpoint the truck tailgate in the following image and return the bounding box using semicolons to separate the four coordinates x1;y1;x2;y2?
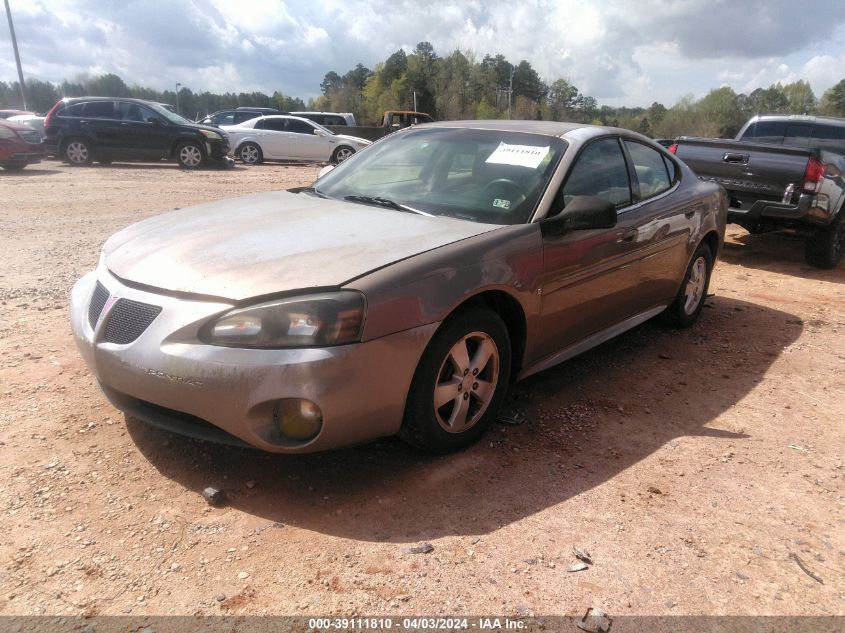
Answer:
674;138;813;204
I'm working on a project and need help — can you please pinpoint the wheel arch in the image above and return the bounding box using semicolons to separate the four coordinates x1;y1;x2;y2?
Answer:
437;289;527;383
169;136;206;159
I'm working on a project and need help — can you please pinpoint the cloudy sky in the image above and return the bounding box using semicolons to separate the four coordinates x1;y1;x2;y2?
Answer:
3;0;845;107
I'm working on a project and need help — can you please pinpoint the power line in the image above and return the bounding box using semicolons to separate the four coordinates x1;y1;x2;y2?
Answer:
4;0;27;110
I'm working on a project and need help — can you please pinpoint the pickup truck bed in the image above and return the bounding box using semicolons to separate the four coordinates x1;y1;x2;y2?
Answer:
673;116;845;268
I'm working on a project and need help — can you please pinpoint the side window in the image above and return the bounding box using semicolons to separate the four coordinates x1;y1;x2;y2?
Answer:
82;101;117;119
326;116;345;126
262;119;288;132
624;141;672;199
234;112;259;124
783;124;812;148
743;120;786;144
288;120;316;135
213;113;237;126
59;103;84;117
118;102;155;122
562;138;631;208
810;124;845;152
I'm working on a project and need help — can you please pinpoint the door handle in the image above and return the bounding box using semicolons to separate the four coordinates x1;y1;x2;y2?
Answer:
723;152;748;164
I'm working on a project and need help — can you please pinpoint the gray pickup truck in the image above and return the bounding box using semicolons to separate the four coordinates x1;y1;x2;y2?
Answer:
672;115;845;268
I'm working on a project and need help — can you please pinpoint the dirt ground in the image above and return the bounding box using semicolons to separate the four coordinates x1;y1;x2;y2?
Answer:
1;160;842;619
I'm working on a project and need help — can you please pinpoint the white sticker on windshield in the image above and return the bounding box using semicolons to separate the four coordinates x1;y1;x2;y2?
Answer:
485;142;550;169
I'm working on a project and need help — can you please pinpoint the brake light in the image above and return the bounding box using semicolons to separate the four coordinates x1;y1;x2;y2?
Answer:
43;100;63;130
668;143;678;154
802;156;825;193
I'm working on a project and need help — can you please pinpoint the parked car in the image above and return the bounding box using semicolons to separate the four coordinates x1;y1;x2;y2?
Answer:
290;111;356;127
8;113;46;136
672;114;845;268
0;118;46;170
70;121;726;454
43;97;232;168
200;107;284;127
221;115;371;164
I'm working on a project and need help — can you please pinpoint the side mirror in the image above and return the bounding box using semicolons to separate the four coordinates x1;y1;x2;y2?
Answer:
313;129;326;137
540;196;617;237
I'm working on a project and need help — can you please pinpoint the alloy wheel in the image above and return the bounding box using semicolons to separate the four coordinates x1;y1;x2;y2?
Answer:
240;144;260;164
179;144;203;168
433;331;500;433
66;141;89;164
684;256;707;315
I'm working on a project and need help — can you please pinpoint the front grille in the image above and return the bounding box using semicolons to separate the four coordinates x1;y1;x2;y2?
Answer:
102;298;162;344
88;281;110;328
20;130;42;145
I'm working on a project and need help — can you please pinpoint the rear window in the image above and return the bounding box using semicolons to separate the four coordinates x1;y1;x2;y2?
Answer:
82;101;117;119
783;124;812;148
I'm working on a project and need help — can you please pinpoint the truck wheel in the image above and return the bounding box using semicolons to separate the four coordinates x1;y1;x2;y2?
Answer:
663;242;713;328
400;308;511;453
804;213;845;269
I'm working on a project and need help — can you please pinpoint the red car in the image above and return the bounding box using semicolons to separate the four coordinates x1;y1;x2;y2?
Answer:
0;119;46;171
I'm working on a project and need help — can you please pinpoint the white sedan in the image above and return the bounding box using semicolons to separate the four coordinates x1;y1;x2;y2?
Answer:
220;115;371;165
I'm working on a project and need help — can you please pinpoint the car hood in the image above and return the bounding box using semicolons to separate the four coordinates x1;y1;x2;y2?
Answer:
103;190;500;301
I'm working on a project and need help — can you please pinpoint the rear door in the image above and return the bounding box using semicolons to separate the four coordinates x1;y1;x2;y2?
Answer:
79;101;121;154
287;118;328;160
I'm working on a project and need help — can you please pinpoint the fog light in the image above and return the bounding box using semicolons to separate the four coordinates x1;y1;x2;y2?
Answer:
273;399;323;441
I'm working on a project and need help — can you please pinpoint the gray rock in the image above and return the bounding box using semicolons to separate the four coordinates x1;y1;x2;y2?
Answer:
403;543;434;554
202;487;226;507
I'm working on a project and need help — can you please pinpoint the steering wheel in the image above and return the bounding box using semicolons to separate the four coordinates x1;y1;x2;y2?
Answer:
483;178;527;199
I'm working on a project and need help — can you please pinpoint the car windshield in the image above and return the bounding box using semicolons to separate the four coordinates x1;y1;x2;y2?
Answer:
315;127;566;225
147;103;193;125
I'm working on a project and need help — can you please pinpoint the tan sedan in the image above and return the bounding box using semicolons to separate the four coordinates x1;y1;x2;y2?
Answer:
70;121;727;453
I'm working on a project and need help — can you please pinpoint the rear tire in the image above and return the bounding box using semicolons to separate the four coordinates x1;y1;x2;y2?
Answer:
237;142;263;165
176;141;204;169
63;138;92;165
663;242;713;328
400;308;511;453
804;213;845;269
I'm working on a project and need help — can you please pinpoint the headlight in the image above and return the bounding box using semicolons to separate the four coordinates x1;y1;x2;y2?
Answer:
199;129;223;140
202;291;365;348
0;127;17;140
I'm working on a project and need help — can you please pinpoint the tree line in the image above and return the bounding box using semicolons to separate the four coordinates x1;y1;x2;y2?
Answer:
3;40;845;139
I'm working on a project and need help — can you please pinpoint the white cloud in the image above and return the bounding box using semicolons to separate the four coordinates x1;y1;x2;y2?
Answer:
1;0;845;106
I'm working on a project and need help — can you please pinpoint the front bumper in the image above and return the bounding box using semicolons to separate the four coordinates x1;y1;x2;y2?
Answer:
70;267;437;453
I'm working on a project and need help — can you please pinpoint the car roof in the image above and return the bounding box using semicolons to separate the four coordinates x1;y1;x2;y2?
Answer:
750;114;845;128
59;96;160;106
423;119;635;139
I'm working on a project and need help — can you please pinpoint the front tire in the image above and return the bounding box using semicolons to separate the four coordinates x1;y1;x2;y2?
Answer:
400;308;511;453
805;213;845;269
331;146;354;164
63;138;92;165
238;142;263;165
663;242;713;328
176;141;204;169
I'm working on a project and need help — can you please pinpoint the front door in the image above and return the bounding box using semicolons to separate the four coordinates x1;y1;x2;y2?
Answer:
533;137;649;361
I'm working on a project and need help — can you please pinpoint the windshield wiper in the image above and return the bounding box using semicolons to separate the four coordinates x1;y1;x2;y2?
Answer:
343;195;431;216
289;186;328;198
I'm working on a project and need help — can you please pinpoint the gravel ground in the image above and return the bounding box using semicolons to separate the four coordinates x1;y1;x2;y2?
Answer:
0;160;843;618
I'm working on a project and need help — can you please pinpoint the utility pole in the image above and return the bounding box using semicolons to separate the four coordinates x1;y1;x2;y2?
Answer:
175;82;181;115
507;68;514;120
4;0;27;110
